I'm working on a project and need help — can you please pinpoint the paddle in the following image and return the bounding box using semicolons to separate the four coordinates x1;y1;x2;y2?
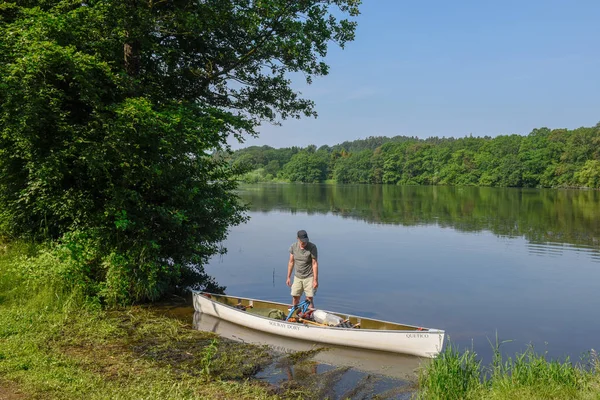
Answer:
298;318;328;327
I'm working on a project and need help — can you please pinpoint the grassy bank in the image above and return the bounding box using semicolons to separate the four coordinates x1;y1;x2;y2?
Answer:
0;241;297;399
417;341;600;400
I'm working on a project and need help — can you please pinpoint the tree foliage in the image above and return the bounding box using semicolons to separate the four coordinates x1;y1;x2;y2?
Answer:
0;0;360;304
280;150;328;183
230;126;600;188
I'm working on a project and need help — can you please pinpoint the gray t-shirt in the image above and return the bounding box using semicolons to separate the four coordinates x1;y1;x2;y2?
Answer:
289;242;318;279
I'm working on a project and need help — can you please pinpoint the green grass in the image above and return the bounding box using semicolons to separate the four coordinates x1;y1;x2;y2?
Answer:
417;339;600;400
0;300;284;399
0;240;294;399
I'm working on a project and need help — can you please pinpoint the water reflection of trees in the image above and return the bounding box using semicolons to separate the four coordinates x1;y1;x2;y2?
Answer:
238;184;600;250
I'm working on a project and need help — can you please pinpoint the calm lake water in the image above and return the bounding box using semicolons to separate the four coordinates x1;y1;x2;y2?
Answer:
205;183;600;363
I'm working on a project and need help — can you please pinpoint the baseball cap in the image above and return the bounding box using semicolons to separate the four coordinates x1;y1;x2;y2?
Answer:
297;230;309;243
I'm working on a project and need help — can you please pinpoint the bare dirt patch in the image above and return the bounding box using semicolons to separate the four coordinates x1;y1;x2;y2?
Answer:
0;381;27;400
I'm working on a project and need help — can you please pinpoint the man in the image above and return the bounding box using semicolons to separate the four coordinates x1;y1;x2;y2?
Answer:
286;229;318;308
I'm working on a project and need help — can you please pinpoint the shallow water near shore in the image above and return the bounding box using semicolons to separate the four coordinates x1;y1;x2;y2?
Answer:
195;311;422;399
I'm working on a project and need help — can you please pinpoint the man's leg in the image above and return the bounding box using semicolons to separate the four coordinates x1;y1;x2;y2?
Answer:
304;277;316;309
291;277;306;307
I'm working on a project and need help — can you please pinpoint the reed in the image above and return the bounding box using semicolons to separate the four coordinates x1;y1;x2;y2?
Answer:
417;337;600;400
417;340;482;400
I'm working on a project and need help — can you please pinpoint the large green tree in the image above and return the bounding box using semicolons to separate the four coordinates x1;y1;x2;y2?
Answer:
280;150;328;183
0;0;359;304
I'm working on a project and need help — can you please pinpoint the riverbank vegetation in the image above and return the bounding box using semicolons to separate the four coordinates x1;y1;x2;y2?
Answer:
231;125;600;188
0;241;296;399
417;341;600;400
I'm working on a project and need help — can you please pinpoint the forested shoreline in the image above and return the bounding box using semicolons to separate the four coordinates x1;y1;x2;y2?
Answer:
231;124;600;188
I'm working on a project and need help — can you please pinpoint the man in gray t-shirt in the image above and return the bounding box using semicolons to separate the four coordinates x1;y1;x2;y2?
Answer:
286;229;319;308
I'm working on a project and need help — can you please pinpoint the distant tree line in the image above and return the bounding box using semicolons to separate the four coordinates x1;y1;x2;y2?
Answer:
228;124;600;188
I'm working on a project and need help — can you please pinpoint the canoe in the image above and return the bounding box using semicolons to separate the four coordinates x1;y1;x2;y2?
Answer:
192;291;445;358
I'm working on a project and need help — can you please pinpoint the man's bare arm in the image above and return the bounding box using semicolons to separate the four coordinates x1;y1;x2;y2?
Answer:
286;254;294;286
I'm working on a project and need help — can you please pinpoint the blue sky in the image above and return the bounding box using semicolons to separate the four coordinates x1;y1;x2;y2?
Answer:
232;0;600;149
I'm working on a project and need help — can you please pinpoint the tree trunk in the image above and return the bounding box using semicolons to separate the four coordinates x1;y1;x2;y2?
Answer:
124;35;140;77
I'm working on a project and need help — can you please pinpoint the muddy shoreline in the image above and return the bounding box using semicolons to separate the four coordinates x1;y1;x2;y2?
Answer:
153;299;424;399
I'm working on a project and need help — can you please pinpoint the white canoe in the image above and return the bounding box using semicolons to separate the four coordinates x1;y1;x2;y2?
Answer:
192;291;445;358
